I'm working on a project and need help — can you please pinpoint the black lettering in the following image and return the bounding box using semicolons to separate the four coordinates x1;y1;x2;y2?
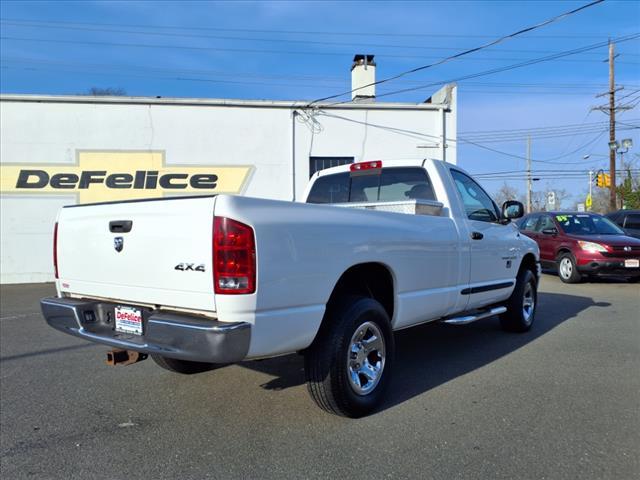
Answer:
50;173;79;189
145;171;158;189
184;263;195;271
195;264;205;272
190;174;218;189
133;171;146;189
174;263;184;271
78;171;106;189
106;174;133;189
16;170;49;188
159;173;188;189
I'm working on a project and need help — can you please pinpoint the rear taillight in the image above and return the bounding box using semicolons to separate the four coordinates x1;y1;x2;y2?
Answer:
53;222;59;279
213;217;256;294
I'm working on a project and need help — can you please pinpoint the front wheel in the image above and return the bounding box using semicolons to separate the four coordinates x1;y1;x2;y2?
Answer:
557;253;582;283
304;296;394;418
500;268;537;333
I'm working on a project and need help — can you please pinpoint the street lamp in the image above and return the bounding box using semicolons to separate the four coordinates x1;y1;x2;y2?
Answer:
608;138;634;210
610;138;633;162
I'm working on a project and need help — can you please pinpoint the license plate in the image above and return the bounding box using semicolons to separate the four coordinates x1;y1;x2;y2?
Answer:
625;259;640;268
115;305;143;335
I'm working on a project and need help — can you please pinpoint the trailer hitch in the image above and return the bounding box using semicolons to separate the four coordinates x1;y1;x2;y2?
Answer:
105;349;148;366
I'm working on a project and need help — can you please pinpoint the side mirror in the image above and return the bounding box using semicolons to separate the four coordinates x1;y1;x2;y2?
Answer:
541;228;558;235
501;200;524;220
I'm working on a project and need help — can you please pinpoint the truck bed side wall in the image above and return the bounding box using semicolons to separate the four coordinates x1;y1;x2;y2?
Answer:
213;194;461;358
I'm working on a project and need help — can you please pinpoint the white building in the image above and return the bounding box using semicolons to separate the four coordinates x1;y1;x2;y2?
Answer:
0;55;457;283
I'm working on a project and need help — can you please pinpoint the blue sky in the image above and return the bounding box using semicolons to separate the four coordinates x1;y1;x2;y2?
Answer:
1;0;639;204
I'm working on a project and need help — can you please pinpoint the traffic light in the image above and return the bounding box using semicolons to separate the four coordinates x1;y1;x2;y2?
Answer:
595;172;611;188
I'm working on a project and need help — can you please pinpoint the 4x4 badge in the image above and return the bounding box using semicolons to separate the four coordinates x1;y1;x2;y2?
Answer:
114;237;124;252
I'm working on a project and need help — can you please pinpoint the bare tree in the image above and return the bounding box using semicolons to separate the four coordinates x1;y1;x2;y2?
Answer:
85;87;127;96
585;187;610;214
493;182;519;207
531;190;546;211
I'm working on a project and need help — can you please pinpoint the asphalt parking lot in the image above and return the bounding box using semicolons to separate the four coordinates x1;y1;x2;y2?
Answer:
1;276;638;480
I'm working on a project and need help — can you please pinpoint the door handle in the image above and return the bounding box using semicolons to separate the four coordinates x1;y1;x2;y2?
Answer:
471;231;484;240
109;220;133;233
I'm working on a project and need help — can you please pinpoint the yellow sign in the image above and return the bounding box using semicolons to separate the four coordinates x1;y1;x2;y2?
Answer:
0;151;253;204
585;193;592;209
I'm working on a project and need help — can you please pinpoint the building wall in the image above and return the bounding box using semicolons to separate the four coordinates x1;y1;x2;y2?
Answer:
0;91;456;283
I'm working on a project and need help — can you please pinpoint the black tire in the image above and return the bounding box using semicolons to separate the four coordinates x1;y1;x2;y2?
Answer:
304;296;394;418
150;354;219;374
500;268;537;333
557;252;582;284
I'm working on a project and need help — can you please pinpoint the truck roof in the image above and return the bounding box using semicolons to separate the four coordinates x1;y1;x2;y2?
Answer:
311;158;431;180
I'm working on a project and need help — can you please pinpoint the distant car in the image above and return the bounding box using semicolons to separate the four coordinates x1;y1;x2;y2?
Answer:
518;212;640;283
606;209;640;239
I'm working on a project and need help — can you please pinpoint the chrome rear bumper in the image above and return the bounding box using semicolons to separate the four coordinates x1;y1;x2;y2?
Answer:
41;297;250;364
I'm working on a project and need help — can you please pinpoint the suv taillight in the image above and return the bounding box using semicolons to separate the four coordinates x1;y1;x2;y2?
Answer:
213;217;256;294
53;222;59;279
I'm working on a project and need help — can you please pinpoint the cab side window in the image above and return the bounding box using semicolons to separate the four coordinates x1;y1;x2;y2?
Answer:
450;170;500;222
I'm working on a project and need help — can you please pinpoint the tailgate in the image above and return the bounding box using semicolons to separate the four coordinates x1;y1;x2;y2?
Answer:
56;196;217;313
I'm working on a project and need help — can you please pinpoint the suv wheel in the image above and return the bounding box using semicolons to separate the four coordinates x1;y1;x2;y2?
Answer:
557;252;582;283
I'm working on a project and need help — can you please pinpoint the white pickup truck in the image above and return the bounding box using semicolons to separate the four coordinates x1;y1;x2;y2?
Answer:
42;159;540;417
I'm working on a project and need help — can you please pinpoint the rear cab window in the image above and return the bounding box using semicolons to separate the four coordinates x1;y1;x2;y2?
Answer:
306;167;436;204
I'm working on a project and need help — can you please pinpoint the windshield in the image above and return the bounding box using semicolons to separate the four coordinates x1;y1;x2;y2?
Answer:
555;214;625;235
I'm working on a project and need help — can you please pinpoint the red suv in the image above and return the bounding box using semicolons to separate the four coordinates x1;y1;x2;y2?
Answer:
518;212;640;283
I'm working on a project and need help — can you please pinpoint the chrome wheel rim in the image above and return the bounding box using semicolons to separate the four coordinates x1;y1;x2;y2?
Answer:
559;257;573;279
522;281;535;324
347;321;386;396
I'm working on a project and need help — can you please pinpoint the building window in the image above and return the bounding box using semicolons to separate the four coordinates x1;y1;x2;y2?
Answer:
309;156;354;178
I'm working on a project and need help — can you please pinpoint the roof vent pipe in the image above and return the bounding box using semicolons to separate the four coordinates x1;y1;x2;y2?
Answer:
351;54;376;102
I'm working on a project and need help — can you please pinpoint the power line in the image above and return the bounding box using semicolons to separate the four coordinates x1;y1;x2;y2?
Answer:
355;33;640;104
0;16;618;39
4;35;635;64
4;55;635;91
5;19;639;57
306;0;606;106
4;55;634;87
4;61;636;99
459;119;628;136
459;130;609;164
459;121;639;143
617;120;640;129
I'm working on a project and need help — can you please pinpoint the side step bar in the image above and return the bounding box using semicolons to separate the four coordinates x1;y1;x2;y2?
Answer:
442;306;507;326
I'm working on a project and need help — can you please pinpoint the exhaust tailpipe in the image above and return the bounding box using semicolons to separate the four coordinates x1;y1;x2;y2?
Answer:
105;349;148;366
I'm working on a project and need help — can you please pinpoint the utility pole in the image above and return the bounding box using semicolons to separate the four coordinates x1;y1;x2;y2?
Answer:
526;135;532;213
608;40;616;211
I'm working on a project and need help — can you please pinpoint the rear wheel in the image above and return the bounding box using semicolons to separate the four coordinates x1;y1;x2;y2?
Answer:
304;296;394;418
557;252;582;284
500;268;537;333
150;354;219;374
